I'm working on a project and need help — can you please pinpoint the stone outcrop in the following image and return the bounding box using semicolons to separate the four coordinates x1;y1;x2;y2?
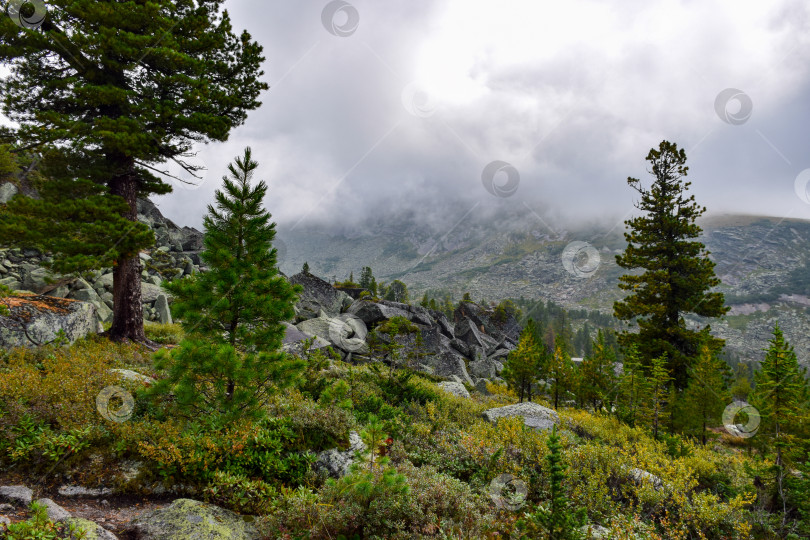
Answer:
289;272;348;319
438;381;471;398
483;402;560;432
0;294;101;348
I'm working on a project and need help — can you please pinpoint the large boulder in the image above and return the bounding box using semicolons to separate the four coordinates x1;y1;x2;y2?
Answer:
281;322;333;356
438;381;470;398
295;312;368;354
483;402;560;432
468;356;504;379
290;272;347;319
127;498;259;539
454;318;487;350
0;182;19;204
0;295;100;348
430;350;474;386
0;485;33;507
454;301;520;344
346;299;409;326
64;518;118;539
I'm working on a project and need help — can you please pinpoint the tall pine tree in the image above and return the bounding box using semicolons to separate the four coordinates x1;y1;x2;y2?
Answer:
614;141;728;389
151;148;302;422
502;320;542;403
576;330;618;412
0;0;267;342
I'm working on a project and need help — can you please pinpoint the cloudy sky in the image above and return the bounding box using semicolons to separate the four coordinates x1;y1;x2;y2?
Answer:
6;0;810;232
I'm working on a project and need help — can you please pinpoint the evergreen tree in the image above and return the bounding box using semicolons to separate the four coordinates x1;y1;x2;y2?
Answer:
358;266;377;296
576;330;618;412
613;141;728;389
151;148;303;422
384;280;409;303
462;292;473;303
518;425;585;539
419;293;430;308
616;345;651;428
502;321;541;403
683;343;729;445
428;298;438;312
302;261;310;274
648;354;672;440
0;1;267;342
751;324;809;522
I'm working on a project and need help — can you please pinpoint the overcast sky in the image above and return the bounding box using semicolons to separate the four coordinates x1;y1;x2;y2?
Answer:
6;0;810;232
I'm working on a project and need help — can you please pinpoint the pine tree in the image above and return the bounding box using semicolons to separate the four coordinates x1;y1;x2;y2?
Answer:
518;425;585;539
0;1;267;342
648;354;672;440
751;324;809;523
576;330;618;412
302;262;310;274
613;141;729;389
502;321;541;403
151;148;303;422
420;293;429;308
683;344;729;445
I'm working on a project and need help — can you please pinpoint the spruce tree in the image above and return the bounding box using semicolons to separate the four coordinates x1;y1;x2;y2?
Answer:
151;148;302;422
614;141;728;389
0;1;267;342
683;343;729;445
751;324;809;521
502;321;541;403
384;280;409;303
358;266;377;296
302;262;310;274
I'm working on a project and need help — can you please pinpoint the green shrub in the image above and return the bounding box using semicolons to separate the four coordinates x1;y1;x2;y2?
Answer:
143;322;184;345
3;501;86;539
203;470;276;515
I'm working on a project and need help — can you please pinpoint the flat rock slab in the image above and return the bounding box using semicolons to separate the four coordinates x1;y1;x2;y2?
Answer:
58;486;114;498
127;498;260;539
35;498;72;522
482;402;560;432
0;485;33;507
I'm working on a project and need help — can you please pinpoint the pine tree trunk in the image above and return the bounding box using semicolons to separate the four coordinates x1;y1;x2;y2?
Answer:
108;168;148;344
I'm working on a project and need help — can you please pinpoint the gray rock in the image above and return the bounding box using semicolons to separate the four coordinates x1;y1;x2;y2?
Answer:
57;485;114;497
454;318;487;349
296;312;368;354
0;182;19;204
315;431;366;478
626;467;665;491
141;282;170;304
483;402;560;432
0;485;33;507
108;369;155;385
281;322;333;356
64;517;119;539
474;379;491;395
35;498;72;522
95;301;113;324
154;294;172;324
346;299;410;326
289;272;346;318
438;381;470;398
0;276;22;291
0;296;100;348
431;350;474;386
0;515;10;528
469;355;503;379
20;265;50;293
128;498;259;539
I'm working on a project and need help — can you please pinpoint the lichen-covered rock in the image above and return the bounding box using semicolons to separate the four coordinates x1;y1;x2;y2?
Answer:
281;322;333;356
431;350;474;386
314;431;366;478
625;467;665;491
65;517;118;539
438;381;470;398
0;485;33;507
57;485;114;498
295;312;369;354
483;402;560;432
108;369;155;385
127;498;259;539
154;294;172;324
0;294;101;348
